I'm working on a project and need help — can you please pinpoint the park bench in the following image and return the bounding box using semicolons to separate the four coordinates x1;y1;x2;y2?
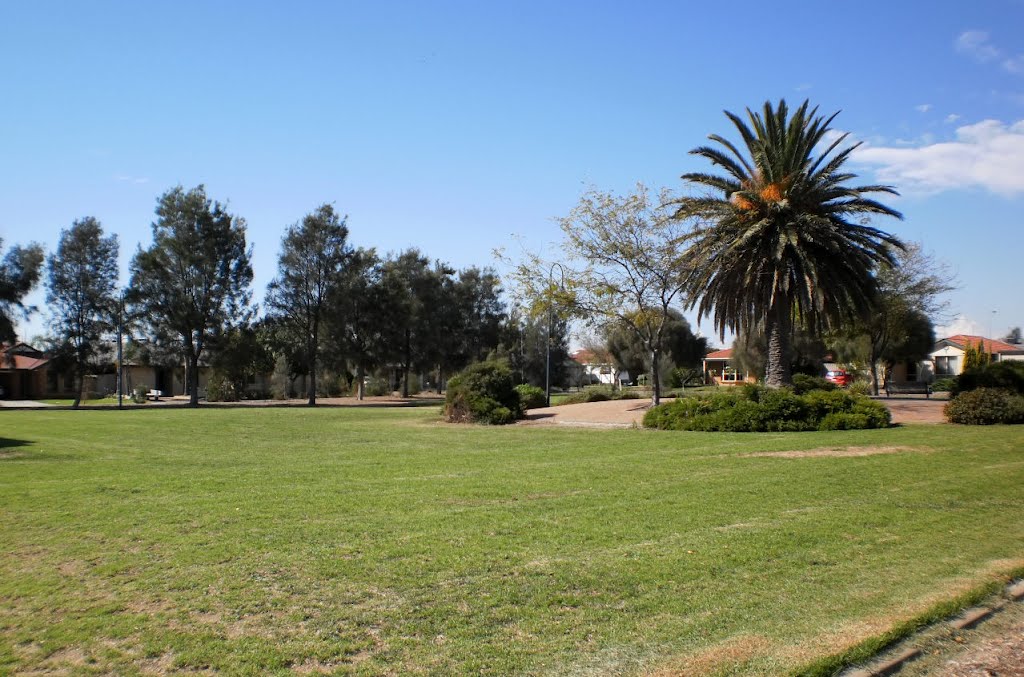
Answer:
884;382;932;398
147;389;163;401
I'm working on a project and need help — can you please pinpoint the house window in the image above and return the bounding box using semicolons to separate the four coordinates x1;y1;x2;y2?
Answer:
935;356;958;376
722;367;741;382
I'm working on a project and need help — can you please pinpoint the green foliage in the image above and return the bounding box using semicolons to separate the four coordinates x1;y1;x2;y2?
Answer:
644;386;890;432
944;388;1024;425
930;377;956;393
265;204;351;405
0;238;45;344
127;185;254;405
131;384;149;404
443;361;522;425
515;384;546;410
791;373;837;395
557;386;646;405
952;360;1024;397
205;371;238;402
847;381;872;397
675;100;903;387
961;339;991;371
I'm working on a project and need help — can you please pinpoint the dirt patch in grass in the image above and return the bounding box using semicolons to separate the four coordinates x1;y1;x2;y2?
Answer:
743;445;929;459
654;634;772;675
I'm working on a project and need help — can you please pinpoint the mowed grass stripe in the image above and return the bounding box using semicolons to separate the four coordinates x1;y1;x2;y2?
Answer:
0;408;1022;675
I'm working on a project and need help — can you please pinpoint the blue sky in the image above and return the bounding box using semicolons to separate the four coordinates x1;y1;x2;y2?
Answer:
3;1;1023;346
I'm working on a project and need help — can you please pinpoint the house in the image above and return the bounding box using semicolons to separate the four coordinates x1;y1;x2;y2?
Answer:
571;349;630;386
0;343;81;399
927;335;1024;378
702;348;755;385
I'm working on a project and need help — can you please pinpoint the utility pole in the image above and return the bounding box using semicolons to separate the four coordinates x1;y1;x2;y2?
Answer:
117;292;124;409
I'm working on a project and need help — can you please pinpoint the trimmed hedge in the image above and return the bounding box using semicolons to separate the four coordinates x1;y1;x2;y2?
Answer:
944;388;1024;425
643;385;890;432
951;361;1024;397
443;361;523;425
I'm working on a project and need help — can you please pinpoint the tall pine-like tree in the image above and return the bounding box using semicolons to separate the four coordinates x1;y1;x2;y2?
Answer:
46;217;120;407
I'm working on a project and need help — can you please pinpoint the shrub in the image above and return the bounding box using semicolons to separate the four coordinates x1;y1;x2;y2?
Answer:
132;385;149;404
944;388;1024;425
559;387;614;405
444;361;522;425
515;384;547;410
643;386;890;432
930;377;957;393
206;372;239;402
951;361;1024;397
847;381;872;397
791;373;837;395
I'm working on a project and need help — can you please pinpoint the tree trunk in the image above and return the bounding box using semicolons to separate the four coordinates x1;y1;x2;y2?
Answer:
72;360;84;409
868;347;881;396
650;348;661;406
764;303;793;388
402;329;411;398
188;353;200;406
356;363;365;401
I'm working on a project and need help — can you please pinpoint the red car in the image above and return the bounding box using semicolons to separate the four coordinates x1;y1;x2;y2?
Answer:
825;369;852;387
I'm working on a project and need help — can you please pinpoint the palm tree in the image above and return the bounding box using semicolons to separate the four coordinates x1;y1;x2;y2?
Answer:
674;99;904;387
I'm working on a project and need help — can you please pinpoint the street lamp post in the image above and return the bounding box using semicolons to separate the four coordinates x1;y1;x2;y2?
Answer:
544;263;566;408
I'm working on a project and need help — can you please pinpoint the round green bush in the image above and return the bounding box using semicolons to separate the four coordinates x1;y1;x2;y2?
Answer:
791;373;837;395
515;384;547;410
444;361;523;425
944;388;1024;425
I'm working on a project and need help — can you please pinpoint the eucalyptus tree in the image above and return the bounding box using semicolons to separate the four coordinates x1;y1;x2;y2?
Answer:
266;204;352;406
507;183;690;405
674;99;904;387
45;217;120;406
0;238;44;345
127;185;253;406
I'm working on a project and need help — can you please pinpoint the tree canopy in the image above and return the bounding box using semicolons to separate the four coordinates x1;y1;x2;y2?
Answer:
45;217;120;406
0;238;45;346
127;185;253;406
506;183;691;404
674;99;904;387
265;204;352;405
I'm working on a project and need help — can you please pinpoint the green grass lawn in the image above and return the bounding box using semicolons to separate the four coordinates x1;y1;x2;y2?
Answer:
1;408;1022;675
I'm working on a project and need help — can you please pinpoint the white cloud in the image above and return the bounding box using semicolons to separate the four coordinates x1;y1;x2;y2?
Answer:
955;30;1000;62
915;103;932;113
944;114;961;123
936;315;985;338
114;174;149;184
853;119;1024;195
1003;54;1024;74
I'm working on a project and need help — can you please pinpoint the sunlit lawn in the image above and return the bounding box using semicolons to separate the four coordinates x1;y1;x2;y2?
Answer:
1;407;1022;675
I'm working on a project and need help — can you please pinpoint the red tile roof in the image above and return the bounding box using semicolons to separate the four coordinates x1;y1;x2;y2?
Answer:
0;343;50;371
572;348;612;364
705;348;732;359
942;335;1023;354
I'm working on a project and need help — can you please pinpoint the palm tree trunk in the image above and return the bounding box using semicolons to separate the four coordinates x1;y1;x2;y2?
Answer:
764;304;793;388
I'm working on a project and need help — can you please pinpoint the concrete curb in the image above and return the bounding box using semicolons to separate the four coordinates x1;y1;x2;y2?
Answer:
841;578;1022;676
